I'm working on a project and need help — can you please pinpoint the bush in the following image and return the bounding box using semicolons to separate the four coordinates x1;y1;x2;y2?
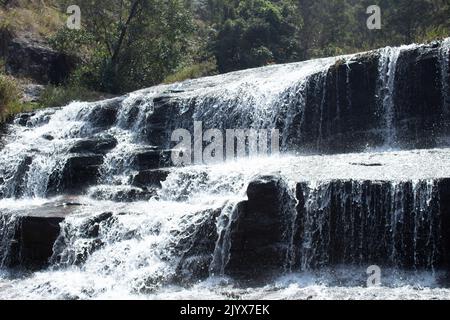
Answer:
39;85;111;108
163;59;218;84
0;74;22;121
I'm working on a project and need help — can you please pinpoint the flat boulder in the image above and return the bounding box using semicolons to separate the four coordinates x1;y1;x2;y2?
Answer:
69;134;118;155
0;198;82;270
131;169;170;188
131;148;172;171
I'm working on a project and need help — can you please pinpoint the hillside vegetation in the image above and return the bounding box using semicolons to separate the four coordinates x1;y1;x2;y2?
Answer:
0;0;449;121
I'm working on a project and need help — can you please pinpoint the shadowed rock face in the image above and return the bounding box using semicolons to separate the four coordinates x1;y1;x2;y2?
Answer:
175;209;221;284
292;179;448;270
3;37;77;85
69;135;118;155
224;176;296;280
47;155;104;196
0;199;82;269
394;44;449;148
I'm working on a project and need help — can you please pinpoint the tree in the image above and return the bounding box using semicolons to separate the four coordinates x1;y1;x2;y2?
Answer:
57;0;195;93
214;0;302;73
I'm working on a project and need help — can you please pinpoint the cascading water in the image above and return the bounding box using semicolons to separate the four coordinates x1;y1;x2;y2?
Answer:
377;47;402;147
297;180;441;270
441;39;450;115
1;39;450;299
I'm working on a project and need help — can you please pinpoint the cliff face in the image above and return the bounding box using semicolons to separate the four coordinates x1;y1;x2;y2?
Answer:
0;31;77;85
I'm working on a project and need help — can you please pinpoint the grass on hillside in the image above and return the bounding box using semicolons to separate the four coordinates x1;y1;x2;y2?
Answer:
163;59;218;84
0;1;64;38
0;73;41;122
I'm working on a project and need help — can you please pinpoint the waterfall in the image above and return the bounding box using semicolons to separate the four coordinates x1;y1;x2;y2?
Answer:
1;39;450;299
0;213;19;268
295;180;441;270
441;39;450;115
209;201;240;276
378;47;401;147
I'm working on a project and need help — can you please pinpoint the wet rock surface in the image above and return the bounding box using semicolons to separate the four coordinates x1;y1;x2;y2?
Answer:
47;155;104;196
0;198;82;269
225;176;296;280
0;39;450;296
131;169;170;188
69;135;118;155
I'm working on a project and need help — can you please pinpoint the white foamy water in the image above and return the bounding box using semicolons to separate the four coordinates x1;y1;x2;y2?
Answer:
0;149;449;299
1;39;450;300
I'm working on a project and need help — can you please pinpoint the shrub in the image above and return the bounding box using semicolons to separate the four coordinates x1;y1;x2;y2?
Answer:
163;59;218;84
39;85;111;108
0;74;21;121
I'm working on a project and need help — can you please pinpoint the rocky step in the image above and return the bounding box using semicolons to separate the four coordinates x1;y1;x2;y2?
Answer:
0;198;82;270
177;176;450;283
69;135;118;155
130;169;170;189
2;176;450;284
46;154;105;196
88;185;157;202
43;150;171;197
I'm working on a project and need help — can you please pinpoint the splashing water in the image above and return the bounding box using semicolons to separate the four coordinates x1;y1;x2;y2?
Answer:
1;40;450;300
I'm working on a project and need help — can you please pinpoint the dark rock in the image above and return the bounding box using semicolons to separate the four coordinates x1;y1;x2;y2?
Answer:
439;178;450;272
80;212;114;238
3;37;77;85
131;169;170;188
16;113;35;126
292;179;447;270
175;208;221;284
47;155;104;195
0;198;80;270
12;216;64;269
350;162;383;167
86;100;120;129
89;186;156;202
285;52;381;153
225;176;296;281
11;156;33;198
143;96;187;147
131;148;172;171
21;84;45;103
69;135;118;154
42;134;54;141
394;44;447;148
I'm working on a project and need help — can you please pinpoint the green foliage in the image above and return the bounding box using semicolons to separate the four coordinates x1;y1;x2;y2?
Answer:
213;0;302;72
163;59;218;83
0;73;22;121
14;0;449;98
39;85;106;109
49;28;94;58
54;0;196;94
